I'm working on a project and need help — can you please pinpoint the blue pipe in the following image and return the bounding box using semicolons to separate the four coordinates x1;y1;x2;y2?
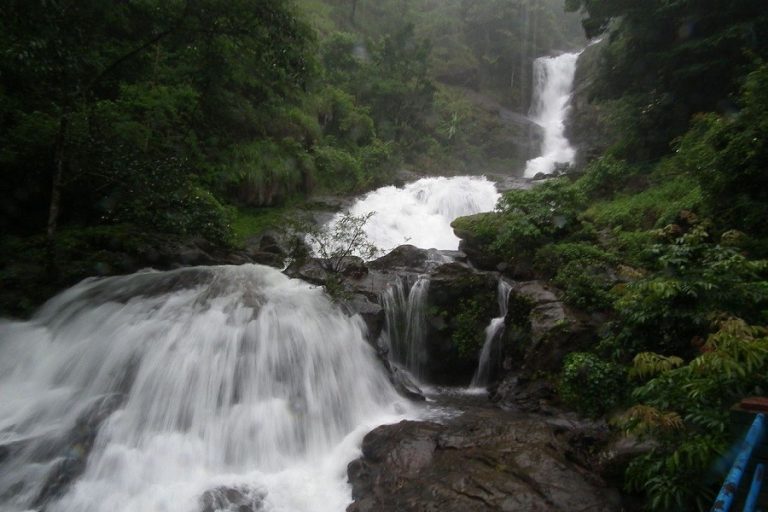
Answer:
711;413;765;512
742;463;764;512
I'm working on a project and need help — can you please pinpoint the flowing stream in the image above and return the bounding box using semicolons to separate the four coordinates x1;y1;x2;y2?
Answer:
524;50;582;177
0;265;411;512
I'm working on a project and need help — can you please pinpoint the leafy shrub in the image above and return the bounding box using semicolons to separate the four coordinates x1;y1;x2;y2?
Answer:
578;155;639;199
611;225;768;356
535;242;617;311
621;319;768;511
492;179;584;256
104;156;234;245
560;352;627;416
583;174;702;231
677;64;768;235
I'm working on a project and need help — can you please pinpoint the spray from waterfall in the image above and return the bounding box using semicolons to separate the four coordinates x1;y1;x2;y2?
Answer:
379;276;430;381
524;50;582;178
470;279;514;388
0;265;410;512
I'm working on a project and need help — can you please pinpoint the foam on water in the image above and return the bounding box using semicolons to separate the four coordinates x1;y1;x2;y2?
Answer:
336;176;500;254
0;265;413;512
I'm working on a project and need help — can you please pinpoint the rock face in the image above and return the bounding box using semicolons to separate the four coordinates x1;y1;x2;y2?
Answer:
424;263;499;384
347;408;621;512
564;40;614;169
508;281;596;377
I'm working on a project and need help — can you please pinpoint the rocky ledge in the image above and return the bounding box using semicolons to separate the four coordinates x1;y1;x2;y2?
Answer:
347;403;621;512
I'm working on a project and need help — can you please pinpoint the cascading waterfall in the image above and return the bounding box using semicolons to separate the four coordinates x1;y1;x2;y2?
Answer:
330;176;499;254
379;276;430;381
470;279;514;388
524;50;582;178
0;265;410;512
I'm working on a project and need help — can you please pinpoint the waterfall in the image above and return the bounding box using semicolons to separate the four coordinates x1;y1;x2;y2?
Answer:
327;176;499;255
0;265;410;512
379;276;430;381
470;279;514;388
524;50;582;178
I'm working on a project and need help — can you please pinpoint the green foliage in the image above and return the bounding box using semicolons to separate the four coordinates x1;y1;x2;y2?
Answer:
583;174;702;231
621;319;768;511
536;243;616;311
493;179;584;256
629;352;684;380
452;297;495;358
567;0;768;161
560;352;627;416
611;225;768;357
676;64;768;235
577;155;639;199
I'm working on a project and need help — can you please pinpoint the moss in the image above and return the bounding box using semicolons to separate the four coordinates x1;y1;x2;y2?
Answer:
451;295;496;358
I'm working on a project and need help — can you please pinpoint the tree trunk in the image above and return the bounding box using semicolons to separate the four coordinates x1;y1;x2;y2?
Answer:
350;0;358;25
46;114;69;278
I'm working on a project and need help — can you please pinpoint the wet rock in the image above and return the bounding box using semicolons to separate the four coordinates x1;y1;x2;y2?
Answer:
347;411;621;512
565;40;614;169
199;486;265;512
423;263;499;385
509;281;596;376
245;250;284;268
369;245;430;272
341;293;385;342
451;213;504;271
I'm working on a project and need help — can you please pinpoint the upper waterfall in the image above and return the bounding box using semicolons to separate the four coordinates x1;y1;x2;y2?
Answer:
524;50;582;177
0;265;410;512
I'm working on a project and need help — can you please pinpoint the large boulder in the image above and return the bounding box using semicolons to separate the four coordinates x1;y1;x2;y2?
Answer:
347;410;621;512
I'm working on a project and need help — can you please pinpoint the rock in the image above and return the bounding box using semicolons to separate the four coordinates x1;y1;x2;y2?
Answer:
451;213;505;271
508;281;596;377
369;245;430;272
200;486;265;512
389;365;426;402
342;293;385;343
565;40;614;169
597;436;657;485
347;411;621;512
246;250;284;268
285;257;329;286
423;263;499;384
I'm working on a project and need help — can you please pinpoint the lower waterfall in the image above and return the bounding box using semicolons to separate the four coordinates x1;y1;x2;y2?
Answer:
470;279;514;388
0;265;411;512
379;276;430;381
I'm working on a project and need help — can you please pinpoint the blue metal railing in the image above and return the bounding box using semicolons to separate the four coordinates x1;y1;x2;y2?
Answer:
711;413;766;512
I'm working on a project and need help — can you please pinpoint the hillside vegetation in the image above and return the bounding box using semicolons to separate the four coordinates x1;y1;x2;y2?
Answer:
453;1;768;509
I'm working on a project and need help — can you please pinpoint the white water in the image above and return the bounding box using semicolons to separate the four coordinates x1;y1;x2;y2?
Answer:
0;265;411;512
524;50;582;177
470;279;514;389
379;276;430;381
333;176;499;254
